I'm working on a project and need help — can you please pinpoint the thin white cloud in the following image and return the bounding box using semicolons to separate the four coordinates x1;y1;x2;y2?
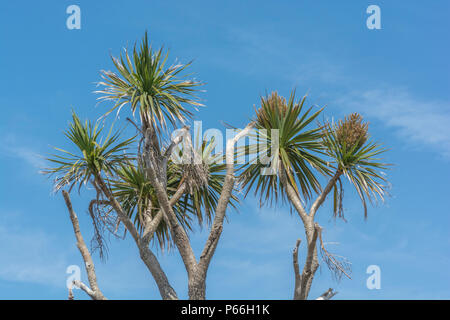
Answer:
335;88;450;159
219;28;450;161
6;146;45;169
0;134;46;169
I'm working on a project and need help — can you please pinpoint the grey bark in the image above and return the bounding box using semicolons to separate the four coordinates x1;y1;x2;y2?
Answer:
62;190;106;300
280;165;343;300
142;123;255;300
316;288;338;300
94;175;178;300
292;239;302;300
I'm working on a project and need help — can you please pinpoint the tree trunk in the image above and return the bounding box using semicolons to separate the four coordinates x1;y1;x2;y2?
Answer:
94;175;178;300
188;272;207;300
300;222;319;299
138;245;178;300
293;220;320;300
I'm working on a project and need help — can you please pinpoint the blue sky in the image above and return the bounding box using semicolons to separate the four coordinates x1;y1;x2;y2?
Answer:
0;1;449;299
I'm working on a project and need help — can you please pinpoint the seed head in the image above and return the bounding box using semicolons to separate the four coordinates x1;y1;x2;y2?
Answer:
336;113;369;150
256;92;288;125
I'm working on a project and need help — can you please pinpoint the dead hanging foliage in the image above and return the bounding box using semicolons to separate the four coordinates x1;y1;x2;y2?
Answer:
174;130;209;194
317;226;352;281
87;183;125;261
332;176;346;221
182;162;209;194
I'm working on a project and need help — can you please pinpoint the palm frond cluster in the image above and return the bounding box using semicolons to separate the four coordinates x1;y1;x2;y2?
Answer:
241;91;328;205
44;112;134;192
322;114;389;218
241;91;389;219
96;31;203;132
46;111;235;250
45;33;234;253
46;31;390;258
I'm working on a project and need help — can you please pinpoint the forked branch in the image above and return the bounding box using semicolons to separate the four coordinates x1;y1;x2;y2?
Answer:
198;122;255;272
62;190;106;300
292;236;339;300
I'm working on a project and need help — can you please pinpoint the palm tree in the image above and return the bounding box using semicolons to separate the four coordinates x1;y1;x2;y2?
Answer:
45;32;388;301
240;91;329;208
94;32;250;300
322;113;389;219
240;91;389;299
46;108;239;298
96;31;203;133
47;32;245;300
45;112;178;299
45;111;135;194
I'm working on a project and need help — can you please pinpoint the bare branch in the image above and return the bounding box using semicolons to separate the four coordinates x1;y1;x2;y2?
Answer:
293;239;301;278
279;162;309;224
293;239;302;300
163;126;190;162
304;223;320;275
198;123;255;272
295;222;321;300
68;285;74;300
316;288;338;300
310;170;342;218
141;182;187;245
137;246;178;300
71;280;98;300
144;177;197;275
62;190;106;300
142;128;198;276
126;117;143;135
92;175;178;300
94;175;141;242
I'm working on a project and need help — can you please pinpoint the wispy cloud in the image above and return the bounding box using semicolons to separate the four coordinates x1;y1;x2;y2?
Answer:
0;134;46;170
334;88;450;159
219;28;450;161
